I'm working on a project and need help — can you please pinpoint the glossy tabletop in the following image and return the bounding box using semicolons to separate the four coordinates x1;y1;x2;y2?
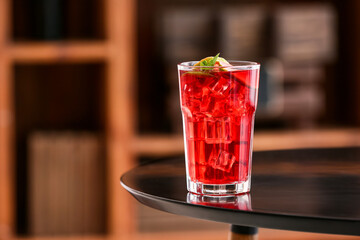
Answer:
121;147;360;236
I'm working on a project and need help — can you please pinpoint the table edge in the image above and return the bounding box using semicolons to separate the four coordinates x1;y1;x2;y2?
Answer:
120;178;360;236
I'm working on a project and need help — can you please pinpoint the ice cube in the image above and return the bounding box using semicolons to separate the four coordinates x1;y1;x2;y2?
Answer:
199;86;229;117
185;119;205;140
205;118;231;144
209;77;231;97
184;97;201;114
183;82;203;100
200;88;213;113
228;93;246;115
212;100;227;117
209;150;236;172
201;97;227;118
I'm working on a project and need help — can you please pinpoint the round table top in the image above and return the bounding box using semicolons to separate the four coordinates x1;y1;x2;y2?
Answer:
121;147;360;236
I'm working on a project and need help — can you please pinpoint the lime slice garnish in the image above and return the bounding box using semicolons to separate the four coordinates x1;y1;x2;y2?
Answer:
193;53;231;71
217;57;231;67
194;57;213;66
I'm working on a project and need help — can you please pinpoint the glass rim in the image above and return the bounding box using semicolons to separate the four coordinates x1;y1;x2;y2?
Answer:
178;60;260;70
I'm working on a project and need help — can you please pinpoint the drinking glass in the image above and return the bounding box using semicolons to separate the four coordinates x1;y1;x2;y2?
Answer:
178;61;260;195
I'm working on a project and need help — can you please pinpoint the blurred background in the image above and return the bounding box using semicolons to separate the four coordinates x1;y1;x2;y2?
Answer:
1;0;360;239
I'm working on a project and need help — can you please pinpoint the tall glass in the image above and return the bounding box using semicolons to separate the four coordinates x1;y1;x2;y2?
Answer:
178;61;260;195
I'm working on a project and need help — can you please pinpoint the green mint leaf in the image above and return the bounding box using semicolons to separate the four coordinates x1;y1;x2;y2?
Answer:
195;53;223;71
208;53;220;66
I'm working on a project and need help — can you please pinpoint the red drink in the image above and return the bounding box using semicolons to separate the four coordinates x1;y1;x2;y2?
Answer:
178;61;260;195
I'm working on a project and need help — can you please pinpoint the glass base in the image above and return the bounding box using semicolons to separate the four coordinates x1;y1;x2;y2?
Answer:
187;177;250;195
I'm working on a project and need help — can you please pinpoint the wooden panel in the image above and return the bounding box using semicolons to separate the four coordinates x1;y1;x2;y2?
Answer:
105;0;137;237
353;0;360;124
10;42;108;63
0;0;14;239
0;0;10;45
0;57;13;239
28;133;106;235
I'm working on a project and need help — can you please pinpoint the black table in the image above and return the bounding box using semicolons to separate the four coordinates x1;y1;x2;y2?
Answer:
121;147;360;239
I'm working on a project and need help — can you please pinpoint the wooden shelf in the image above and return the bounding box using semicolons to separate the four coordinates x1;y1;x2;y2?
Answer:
14;236;108;240
8;41;108;63
0;0;136;238
253;128;360;151
133;134;184;156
